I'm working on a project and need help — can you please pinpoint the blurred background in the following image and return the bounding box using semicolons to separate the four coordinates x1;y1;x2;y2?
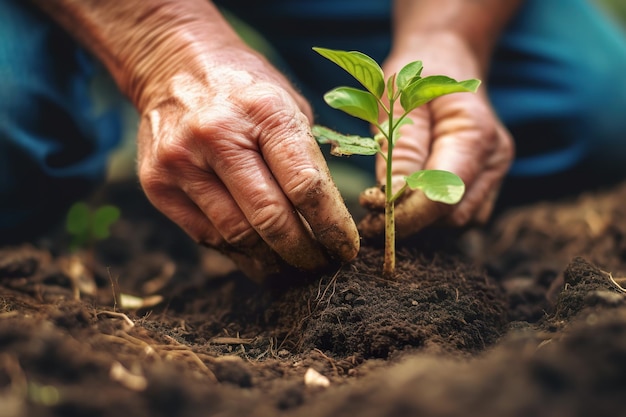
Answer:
104;0;626;203
598;0;626;23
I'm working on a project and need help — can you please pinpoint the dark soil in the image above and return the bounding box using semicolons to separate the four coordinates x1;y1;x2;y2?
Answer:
2;180;626;417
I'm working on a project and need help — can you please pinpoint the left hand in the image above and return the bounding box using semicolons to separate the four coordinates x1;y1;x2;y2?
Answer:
359;32;514;239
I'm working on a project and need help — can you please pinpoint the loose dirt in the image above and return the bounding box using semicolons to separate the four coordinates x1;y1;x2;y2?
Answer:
1;180;626;417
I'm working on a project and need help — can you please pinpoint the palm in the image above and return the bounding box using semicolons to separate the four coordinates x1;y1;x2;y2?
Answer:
388;89;512;228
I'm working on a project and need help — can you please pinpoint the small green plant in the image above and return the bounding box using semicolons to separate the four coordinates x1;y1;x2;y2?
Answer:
66;201;120;252
312;47;480;277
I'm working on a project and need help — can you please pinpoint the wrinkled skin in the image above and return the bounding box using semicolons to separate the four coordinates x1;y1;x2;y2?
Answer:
136;47;360;281
359;32;515;238
32;0;360;281
32;0;516;279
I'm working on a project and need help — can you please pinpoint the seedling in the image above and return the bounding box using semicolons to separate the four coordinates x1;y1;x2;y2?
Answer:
66;201;120;252
312;47;480;277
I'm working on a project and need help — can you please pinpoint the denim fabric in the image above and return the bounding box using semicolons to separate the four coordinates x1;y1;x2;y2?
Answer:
218;0;626;179
491;0;626;177
0;0;122;240
2;0;626;238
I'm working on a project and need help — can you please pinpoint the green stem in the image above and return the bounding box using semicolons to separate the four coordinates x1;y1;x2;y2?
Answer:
383;100;396;278
383;199;395;277
390;184;408;204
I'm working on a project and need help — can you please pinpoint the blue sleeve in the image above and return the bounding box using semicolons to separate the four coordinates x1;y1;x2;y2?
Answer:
0;0;123;239
490;0;626;177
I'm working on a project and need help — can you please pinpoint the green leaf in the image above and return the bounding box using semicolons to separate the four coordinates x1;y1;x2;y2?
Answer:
404;170;465;204
66;202;90;236
386;74;396;102
400;76;481;113
313;125;380;156
313;47;385;98
92;205;120;240
323;87;379;124
396;61;423;91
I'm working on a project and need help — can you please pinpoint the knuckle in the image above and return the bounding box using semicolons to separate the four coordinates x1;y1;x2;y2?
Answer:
239;84;308;133
239;83;289;110
262;107;305;133
249;203;291;240
221;220;258;247
153;140;196;171
283;168;326;208
138;165;169;195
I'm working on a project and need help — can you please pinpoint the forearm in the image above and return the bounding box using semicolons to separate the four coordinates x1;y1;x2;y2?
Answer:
30;0;247;111
392;0;524;73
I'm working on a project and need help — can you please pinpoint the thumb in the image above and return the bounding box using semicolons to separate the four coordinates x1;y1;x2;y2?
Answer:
358;188;451;239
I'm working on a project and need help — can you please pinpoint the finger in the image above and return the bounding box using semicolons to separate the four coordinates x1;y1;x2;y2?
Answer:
426;100;491;176
180;169;259;248
138;110;266;250
443;162;506;227
216;151;331;270
139;180;221;245
217;241;284;284
142;181;286;281
265;128;360;262
239;85;360;263
375;106;432;189
359;189;451;239
182;170;299;281
474;187;499;225
427;108;514;226
265;127;360;262
359;186;386;212
465;124;514;225
198;124;333;271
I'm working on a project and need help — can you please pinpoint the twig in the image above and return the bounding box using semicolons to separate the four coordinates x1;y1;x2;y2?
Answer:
97;310;135;330
209;337;255;345
108;267;118;312
163;349;217;382
313;348;339;377
606;271;626;294
97;333;217;382
315;269;340;309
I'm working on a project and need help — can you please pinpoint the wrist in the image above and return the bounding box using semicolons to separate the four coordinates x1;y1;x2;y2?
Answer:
391;0;523;74
32;0;249;112
106;2;250;112
386;31;484;82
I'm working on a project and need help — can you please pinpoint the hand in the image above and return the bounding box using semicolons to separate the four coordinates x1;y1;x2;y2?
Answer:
135;44;359;281
30;0;359;280
359;32;514;239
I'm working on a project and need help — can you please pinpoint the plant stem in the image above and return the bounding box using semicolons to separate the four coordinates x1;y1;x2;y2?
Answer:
383;100;396;278
383;199;395;277
390;184;408;204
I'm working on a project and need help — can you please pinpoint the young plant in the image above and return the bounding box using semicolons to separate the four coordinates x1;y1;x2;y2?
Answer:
311;47;480;277
66;201;121;252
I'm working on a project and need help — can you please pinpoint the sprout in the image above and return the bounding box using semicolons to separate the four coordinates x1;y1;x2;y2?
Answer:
66;202;120;252
312;47;479;277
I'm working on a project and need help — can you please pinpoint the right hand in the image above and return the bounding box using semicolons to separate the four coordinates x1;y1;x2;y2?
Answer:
133;42;359;281
31;0;359;281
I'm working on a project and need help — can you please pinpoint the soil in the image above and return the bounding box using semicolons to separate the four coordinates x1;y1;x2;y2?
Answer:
2;180;626;417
